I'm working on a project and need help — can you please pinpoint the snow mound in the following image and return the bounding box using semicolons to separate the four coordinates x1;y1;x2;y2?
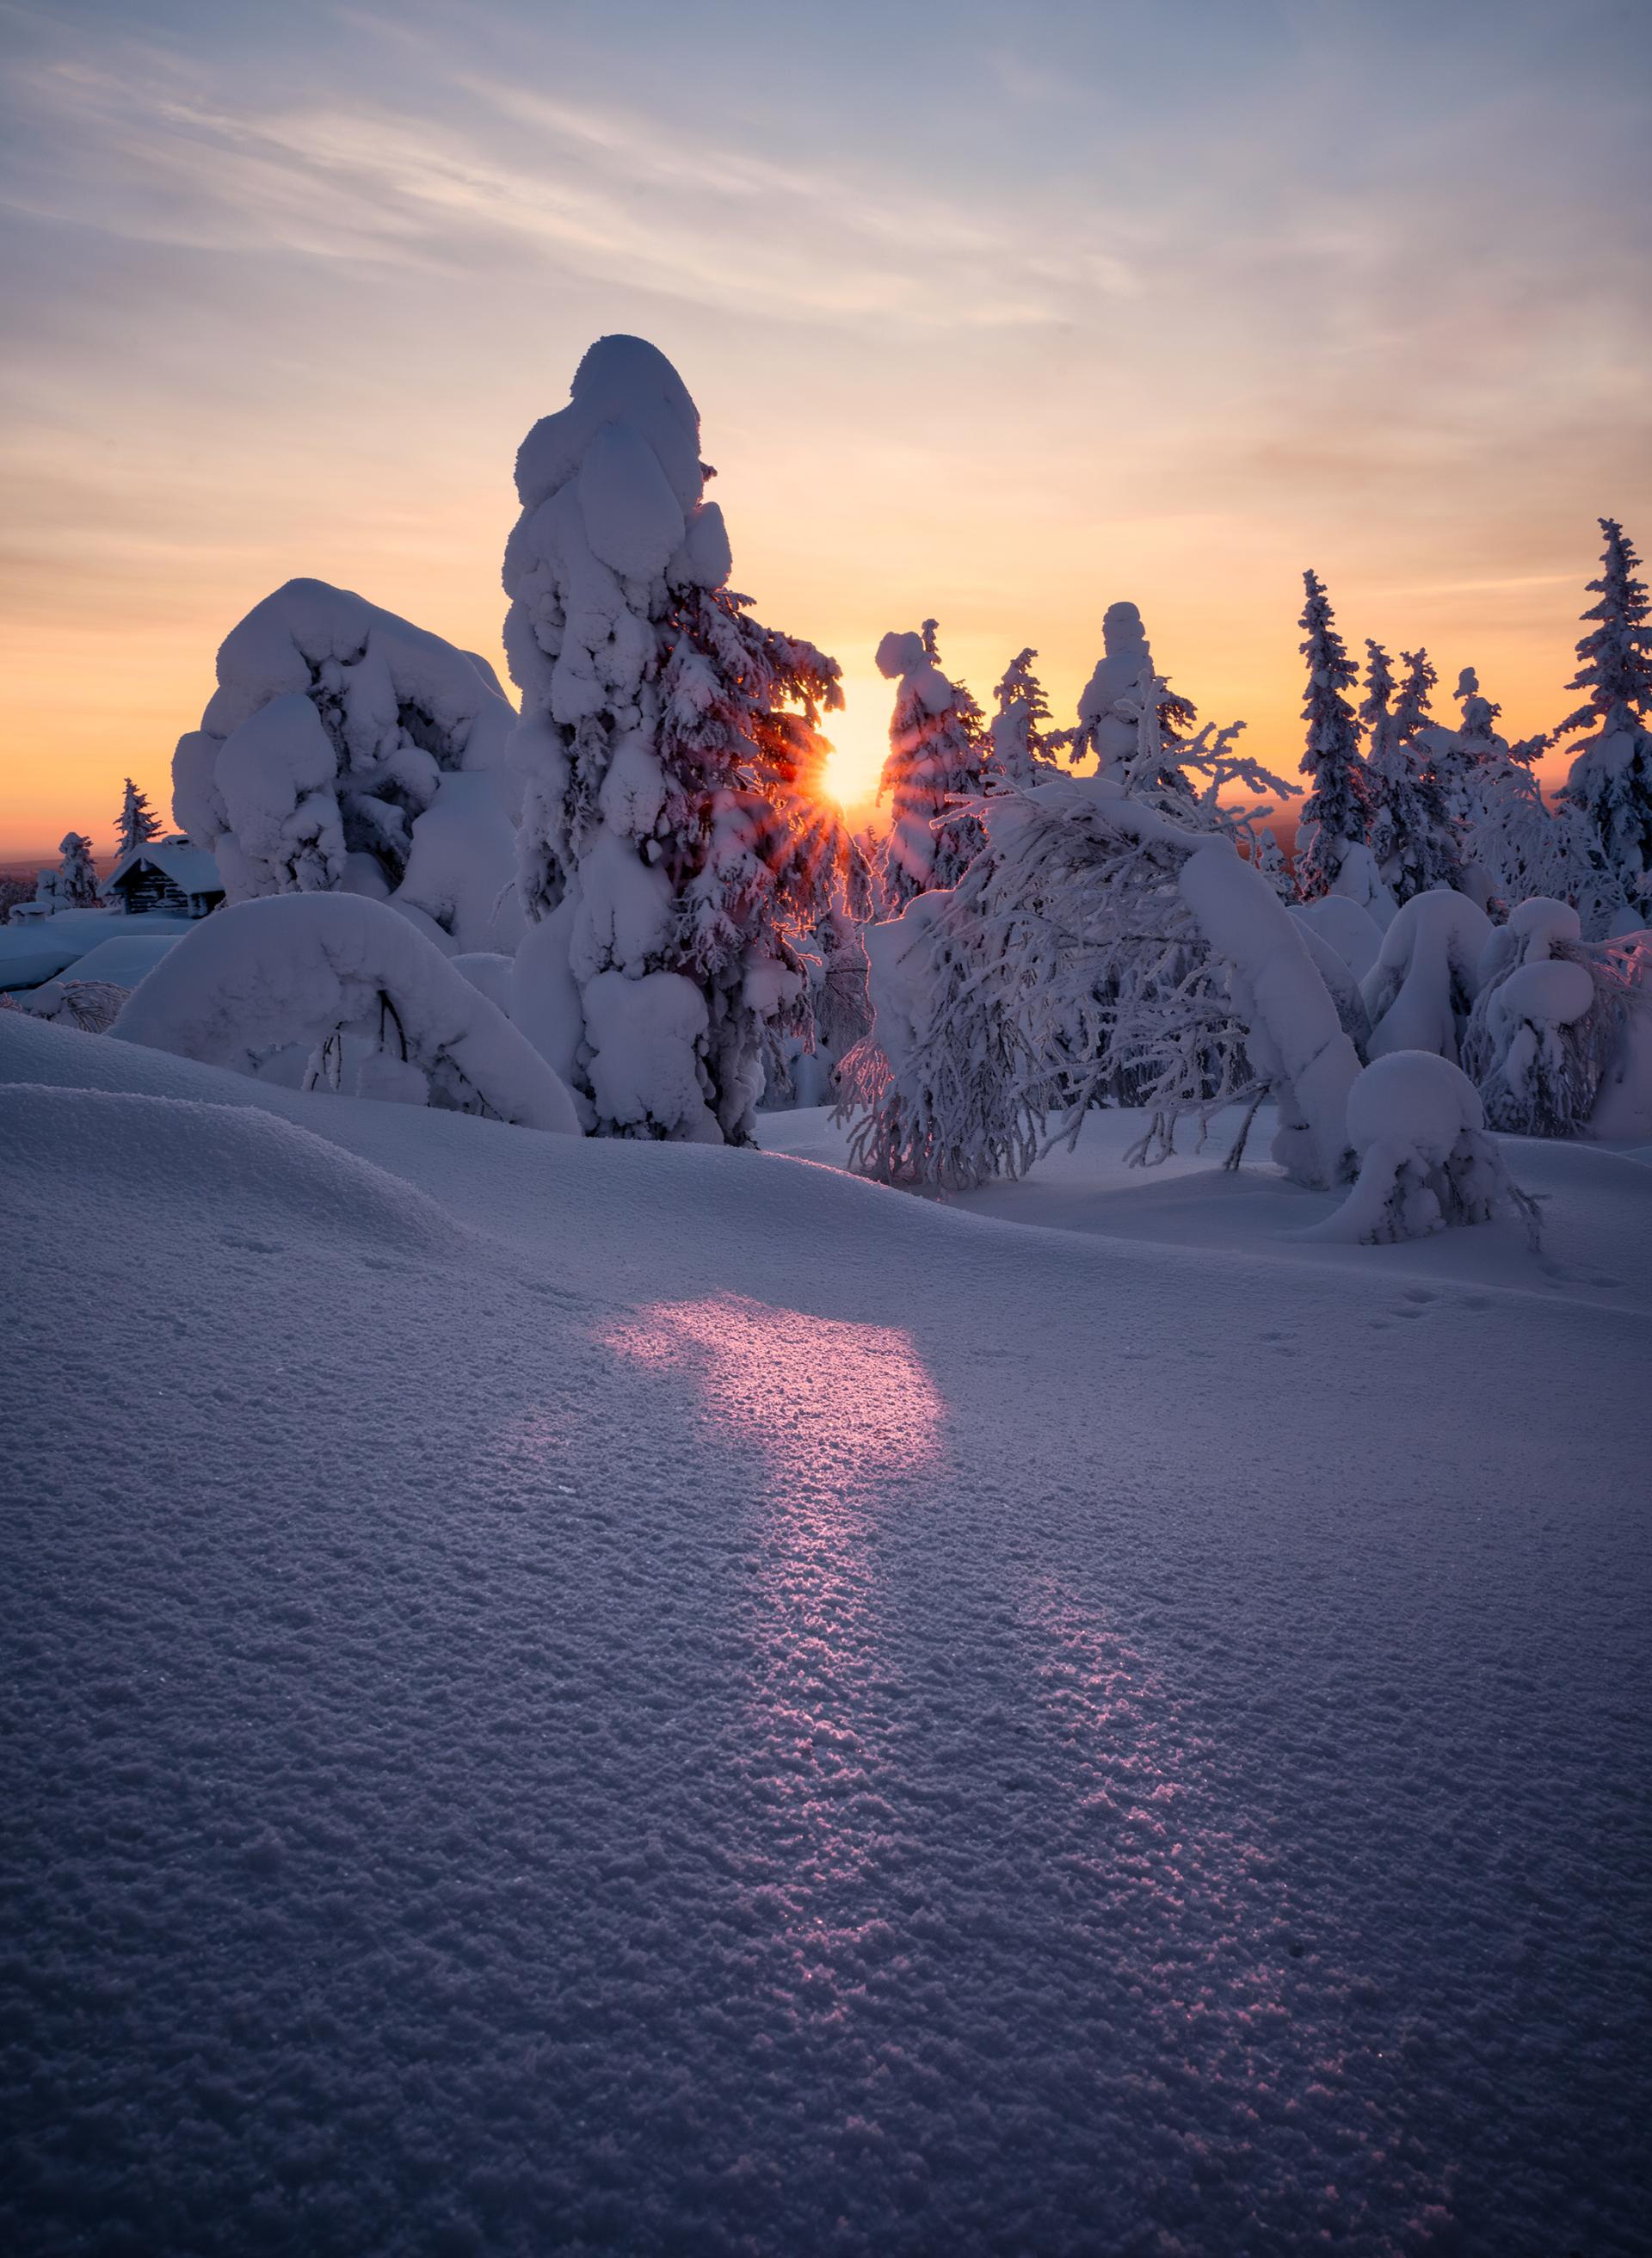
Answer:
43;930;182;990
3;1027;1648;2254
112;893;578;1132
1;1082;459;1261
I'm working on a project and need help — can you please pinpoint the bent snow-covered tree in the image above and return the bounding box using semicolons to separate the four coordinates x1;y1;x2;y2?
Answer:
841;776;1359;1194
112;893;578;1132
173;578;525;953
1360;887;1492;1068
504;334;849;1144
876;623;989;908
1295;571;1372;901
1557;517;1652;925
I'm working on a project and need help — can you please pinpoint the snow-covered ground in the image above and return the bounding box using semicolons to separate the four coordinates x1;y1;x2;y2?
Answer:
3;1014;1648;2255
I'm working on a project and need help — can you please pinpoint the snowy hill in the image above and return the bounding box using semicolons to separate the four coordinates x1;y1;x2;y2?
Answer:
3;1012;1648;2255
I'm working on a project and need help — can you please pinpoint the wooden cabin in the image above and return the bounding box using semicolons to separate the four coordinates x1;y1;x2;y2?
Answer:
104;837;225;920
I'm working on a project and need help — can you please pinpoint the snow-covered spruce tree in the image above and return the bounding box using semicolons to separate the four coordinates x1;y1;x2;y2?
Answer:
875;623;990;908
1295;571;1372;901
990;649;1063;786
841;775;1359;1194
57;833;100;907
1557;517;1652;923
173;579;524;953
1364;645;1464;904
1070;602;1197;799
114;778;161;861
504;334;851;1144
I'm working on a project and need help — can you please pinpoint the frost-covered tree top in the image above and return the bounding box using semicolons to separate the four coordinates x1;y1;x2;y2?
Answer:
503;334;849;1144
1363;644;1463;904
1295;570;1372;901
875;621;989;907
1072;602;1196;784
1558;517;1652;919
841;774;1359;1194
114;779;161;861
173;578;521;949
989;649;1059;787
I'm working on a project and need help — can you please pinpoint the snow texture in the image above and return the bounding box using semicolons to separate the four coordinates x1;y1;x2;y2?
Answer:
3;1010;1648;2256
111;892;578;1132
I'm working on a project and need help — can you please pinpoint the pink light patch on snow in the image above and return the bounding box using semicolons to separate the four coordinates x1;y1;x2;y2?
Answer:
599;1293;942;1483
601;1294;942;1964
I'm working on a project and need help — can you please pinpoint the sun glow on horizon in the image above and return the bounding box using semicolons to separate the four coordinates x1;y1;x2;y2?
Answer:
819;671;891;811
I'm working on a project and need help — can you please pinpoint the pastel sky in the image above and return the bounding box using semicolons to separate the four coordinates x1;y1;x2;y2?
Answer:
2;0;1648;861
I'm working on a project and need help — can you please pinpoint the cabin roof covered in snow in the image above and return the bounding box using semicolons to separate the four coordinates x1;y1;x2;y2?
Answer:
107;838;224;898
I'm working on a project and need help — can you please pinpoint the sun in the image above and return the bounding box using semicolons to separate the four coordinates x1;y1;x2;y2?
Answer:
819;673;889;809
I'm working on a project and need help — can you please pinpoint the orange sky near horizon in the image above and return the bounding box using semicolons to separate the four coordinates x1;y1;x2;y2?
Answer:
2;1;1647;867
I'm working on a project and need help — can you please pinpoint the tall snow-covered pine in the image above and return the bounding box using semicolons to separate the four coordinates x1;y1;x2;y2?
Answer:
114;779;161;861
1558;517;1652;922
1295;571;1372;900
1364;645;1463;902
504;334;848;1144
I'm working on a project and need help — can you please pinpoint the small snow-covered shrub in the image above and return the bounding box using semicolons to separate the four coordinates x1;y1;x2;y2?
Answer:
0;979;130;1033
1362;887;1493;1064
1462;898;1636;1136
1314;1051;1540;1247
112;892;577;1132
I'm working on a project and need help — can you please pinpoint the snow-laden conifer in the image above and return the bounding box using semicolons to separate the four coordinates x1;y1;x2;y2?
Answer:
1294;571;1372;901
875;624;989;907
1070;602;1196;798
1557;518;1652;922
1466;750;1629;939
57;833;100;908
114;779;161;861
1364;646;1463;903
504;334;850;1144
174;579;523;953
989;650;1061;787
